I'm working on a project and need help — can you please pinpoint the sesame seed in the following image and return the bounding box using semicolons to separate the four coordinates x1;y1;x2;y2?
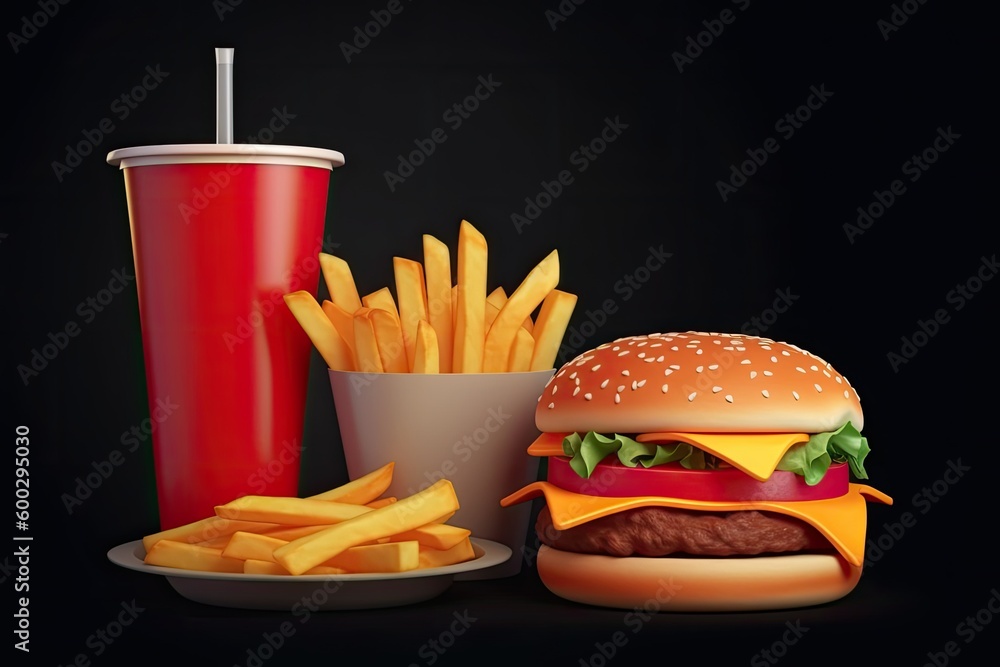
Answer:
664;369;673;376
612;346;621;351
637;379;647;388
592;364;602;372
631;380;638;390
750;371;757;379
644;357;656;363
796;367;806;373
585;393;593;400
687;392;697;402
763;370;773;377
696;365;704;373
761;345;772;350
557;369;566;377
723;346;734;350
656;355;665;362
670;364;681;370
712;386;722;393
823;370;831;377
741;359;751;365
810;365;819;371
770;356;778;363
782;350;791;356
725;395;734;403
671;346;679;351
569;372;577;379
835;376;842;384
736;347;746;351
617;385;625;393
601;379;610;389
661;384;669;393
622;369;630;376
618;351;630;357
814;384;823;393
575;378;580;385
548;402;555;409
844;390;849;398
650;343;662;348
792;391;800;400
696;349;704;355
708;364;719;370
573;387;580;396
761;390;770;398
614;394;621;404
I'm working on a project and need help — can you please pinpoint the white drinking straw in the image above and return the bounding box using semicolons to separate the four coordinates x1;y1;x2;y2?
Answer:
216;48;234;143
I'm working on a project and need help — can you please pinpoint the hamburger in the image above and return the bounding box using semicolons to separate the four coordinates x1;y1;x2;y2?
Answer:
500;331;892;611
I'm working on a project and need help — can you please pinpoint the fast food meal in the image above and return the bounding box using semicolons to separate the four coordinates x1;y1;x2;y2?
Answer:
284;219;577;374
501;331;893;611
141;462;476;575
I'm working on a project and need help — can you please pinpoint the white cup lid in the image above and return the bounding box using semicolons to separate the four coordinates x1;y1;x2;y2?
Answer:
106;143;345;170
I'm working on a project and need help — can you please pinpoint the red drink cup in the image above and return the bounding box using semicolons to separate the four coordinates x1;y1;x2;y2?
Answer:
107;144;345;529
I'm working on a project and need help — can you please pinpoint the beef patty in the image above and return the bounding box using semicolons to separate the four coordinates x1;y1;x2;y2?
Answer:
535;505;832;557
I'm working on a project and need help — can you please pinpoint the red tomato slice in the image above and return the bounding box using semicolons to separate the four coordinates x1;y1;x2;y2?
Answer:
546;456;849;502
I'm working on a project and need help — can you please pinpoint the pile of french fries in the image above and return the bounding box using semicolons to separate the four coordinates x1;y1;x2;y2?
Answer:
284;219;578;374
142;463;476;576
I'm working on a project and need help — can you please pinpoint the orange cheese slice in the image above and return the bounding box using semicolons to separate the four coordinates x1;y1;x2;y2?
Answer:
527;432;571;457
528;431;810;482
636;432;809;482
500;481;893;567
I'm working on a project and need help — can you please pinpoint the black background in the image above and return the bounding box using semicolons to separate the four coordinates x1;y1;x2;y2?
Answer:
3;0;996;665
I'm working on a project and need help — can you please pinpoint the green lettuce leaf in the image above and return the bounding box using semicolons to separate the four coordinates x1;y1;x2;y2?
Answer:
775;421;870;485
562;422;870;485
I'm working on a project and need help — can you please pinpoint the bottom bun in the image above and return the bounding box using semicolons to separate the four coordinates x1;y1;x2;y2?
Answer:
536;545;862;611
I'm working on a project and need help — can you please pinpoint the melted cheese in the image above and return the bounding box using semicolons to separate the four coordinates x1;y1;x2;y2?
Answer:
526;431;810;482
500;482;893;567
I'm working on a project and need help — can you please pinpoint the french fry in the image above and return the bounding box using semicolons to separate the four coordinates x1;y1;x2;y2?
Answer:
259;524;331;542
319;253;363;313
453;220;487;373
418;538;477;569
284;291;355;371
530;288;578;371
487;287;533;332
366;497;397;509
321;299;357;357
394;257;430;372
144;540;244;573
194;534;235;549
273;479;460;575
423;234;454;373
388;523;472;550
307;461;395;504
362;287;400;324
483;250;560;372
508;327;535;372
143;516;278;552
215;496;373;526
369;308;409;373
324;541;420;573
243;559;348;576
352;307;384;373
222;531;287;562
412;319;440;373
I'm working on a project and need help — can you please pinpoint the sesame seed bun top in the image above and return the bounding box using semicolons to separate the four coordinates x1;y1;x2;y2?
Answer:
536;332;863;434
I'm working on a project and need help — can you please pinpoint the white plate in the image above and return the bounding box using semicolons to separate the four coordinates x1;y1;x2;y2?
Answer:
107;538;511;611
